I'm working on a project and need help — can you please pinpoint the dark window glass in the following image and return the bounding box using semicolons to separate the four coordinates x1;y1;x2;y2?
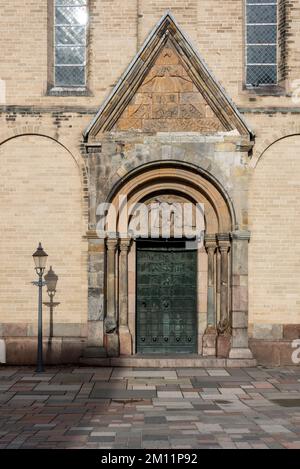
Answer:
246;1;277;86
54;1;87;87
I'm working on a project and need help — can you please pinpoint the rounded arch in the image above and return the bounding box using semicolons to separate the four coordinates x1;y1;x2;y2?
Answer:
107;160;235;234
251;131;300;169
0;131;89;230
0;129;87;173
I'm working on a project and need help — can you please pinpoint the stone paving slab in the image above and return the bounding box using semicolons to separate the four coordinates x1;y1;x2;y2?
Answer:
1;365;300;448
90;389;157;400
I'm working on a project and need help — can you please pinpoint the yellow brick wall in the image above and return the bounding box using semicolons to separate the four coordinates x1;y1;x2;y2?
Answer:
1;0;300;341
1;1;48;105
0;135;88;330
249;135;300;325
137;0;199;44
89;0;138;101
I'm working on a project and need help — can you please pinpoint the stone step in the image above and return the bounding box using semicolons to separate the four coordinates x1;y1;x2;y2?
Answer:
79;355;257;368
80;357;110;366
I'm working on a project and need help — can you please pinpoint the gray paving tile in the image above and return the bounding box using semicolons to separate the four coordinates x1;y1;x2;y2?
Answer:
0;365;300;449
90;389;157;399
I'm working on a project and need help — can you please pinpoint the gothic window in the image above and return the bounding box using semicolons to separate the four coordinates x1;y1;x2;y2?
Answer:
54;0;88;87
246;0;278;86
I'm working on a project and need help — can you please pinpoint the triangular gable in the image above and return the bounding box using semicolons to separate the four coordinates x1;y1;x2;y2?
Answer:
84;12;253;140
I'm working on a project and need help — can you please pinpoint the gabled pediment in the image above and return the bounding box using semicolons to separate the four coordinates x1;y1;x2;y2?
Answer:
84;12;252;140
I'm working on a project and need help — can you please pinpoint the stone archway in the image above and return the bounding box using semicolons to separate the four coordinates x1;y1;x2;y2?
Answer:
102;162;253;362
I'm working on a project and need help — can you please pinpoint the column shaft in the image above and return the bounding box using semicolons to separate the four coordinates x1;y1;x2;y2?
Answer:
203;235;218;357
229;230;254;360
106;238;118;331
119;239;131;327
218;234;231;332
205;236;217;327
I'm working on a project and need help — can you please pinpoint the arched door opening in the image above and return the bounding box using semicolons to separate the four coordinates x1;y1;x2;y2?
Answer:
101;162;252;361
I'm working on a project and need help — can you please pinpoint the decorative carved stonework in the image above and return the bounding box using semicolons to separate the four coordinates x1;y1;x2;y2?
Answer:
84;13;253;140
136;193;199;239
114;40;226;133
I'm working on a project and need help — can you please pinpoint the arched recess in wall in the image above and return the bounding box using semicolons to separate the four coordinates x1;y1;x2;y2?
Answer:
249;135;300;326
251;129;300;168
0;129;89;216
0;134;88;333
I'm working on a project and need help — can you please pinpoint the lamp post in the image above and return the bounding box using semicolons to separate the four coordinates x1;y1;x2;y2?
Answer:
44;266;59;340
32;243;48;373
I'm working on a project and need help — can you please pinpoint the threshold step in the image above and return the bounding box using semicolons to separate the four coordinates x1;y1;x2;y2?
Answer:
79;355;257;368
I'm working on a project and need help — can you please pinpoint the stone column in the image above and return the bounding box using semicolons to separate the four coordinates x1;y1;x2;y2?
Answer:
216;249;221;326
119;238;132;355
218;234;231;330
87;238;105;348
216;233;231;357
105;238;119;357
229;230;254;360
203;234;218;356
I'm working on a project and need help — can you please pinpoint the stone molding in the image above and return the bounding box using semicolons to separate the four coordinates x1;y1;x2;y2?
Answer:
231;230;251;241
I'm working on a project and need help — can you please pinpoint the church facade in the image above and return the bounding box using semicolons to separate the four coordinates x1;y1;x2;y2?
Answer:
1;1;300;366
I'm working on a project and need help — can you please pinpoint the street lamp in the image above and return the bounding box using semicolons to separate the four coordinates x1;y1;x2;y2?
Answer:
44;266;60;341
32;243;48;373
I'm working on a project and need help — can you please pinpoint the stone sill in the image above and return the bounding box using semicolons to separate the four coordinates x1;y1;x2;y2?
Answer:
243;84;286;97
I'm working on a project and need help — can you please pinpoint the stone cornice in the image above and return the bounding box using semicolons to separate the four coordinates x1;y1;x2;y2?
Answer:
231;230;251;241
0;105;98;115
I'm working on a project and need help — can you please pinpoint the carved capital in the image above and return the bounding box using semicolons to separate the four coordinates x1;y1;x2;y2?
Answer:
217;233;231;252
119;238;131;253
106;238;118;251
205;234;217;252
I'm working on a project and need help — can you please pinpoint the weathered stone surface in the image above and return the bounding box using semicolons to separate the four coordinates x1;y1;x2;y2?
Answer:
87;321;104;347
202;330;217;357
249;339;293;366
88;289;104;321
283;324;300;340
217;335;231;358
249;339;280;366
114;40;225;133
119;327;132;356
253;324;283;340
105;333;119;358
1;324;27;337
61;339;85;364
232;312;248;329
232;328;249;348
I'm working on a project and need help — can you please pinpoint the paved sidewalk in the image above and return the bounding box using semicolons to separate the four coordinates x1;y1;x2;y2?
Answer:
1;365;300;448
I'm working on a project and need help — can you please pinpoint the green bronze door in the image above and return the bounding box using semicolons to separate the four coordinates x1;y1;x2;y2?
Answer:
136;241;197;354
